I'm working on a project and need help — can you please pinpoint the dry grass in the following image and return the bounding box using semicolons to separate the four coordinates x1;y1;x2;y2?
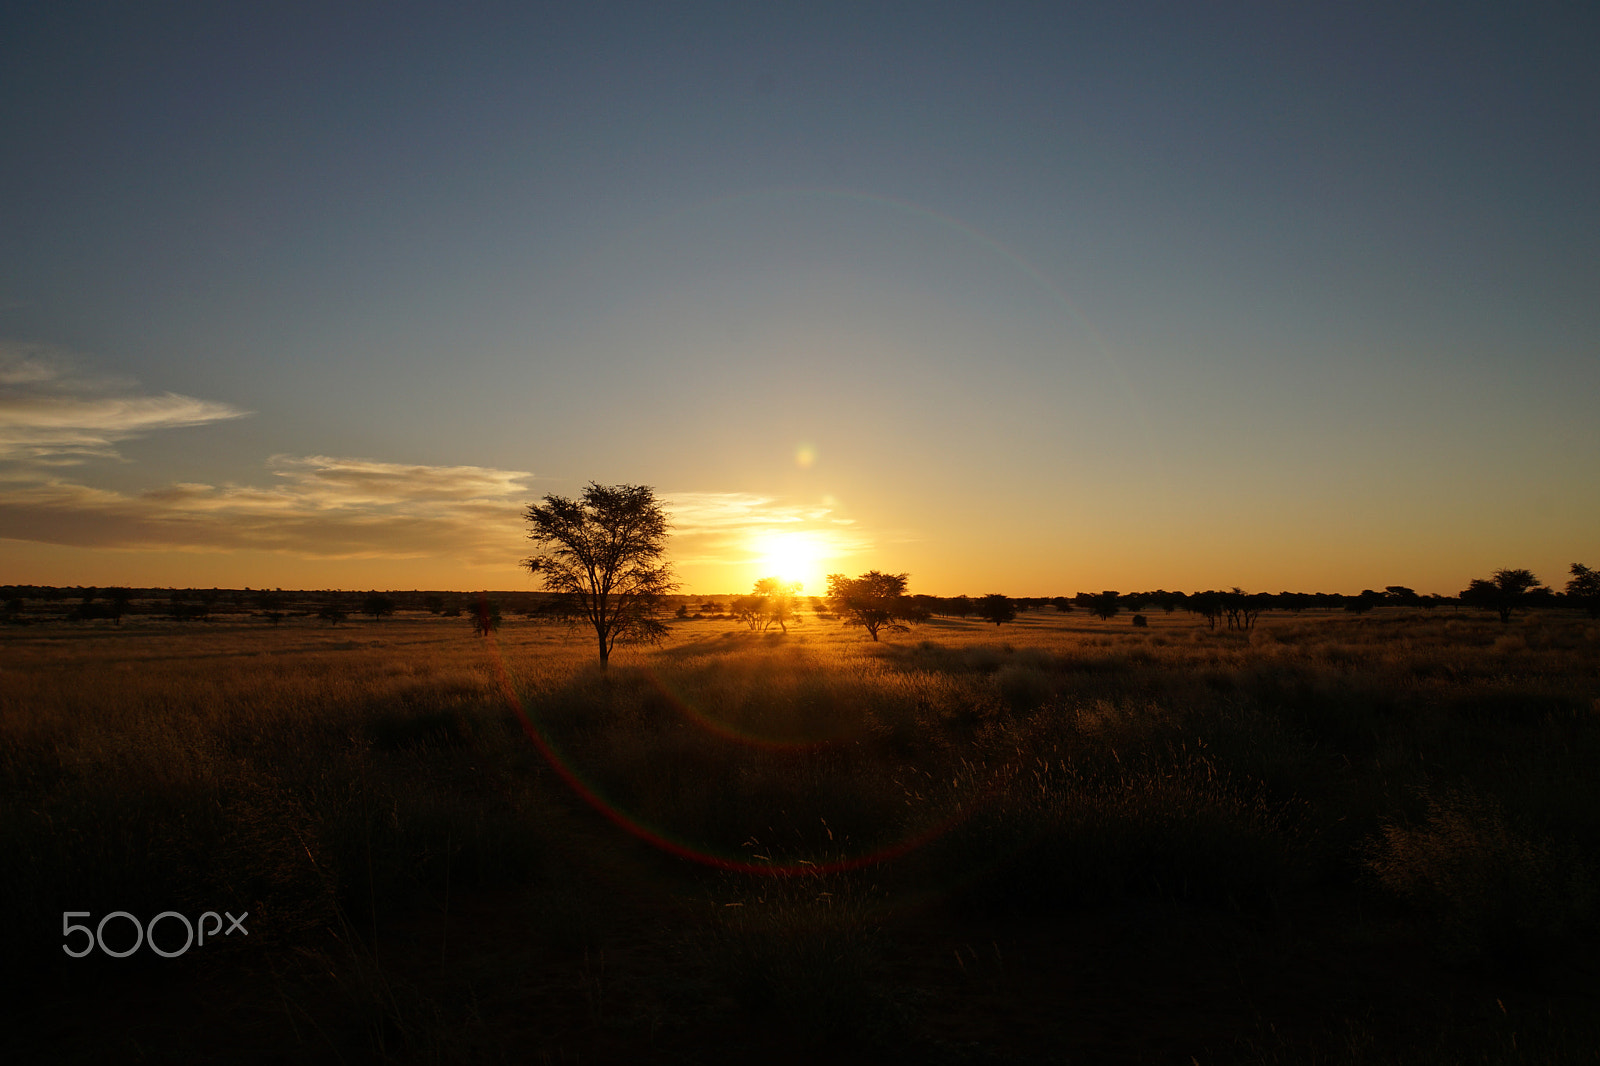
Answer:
4;607;1599;1061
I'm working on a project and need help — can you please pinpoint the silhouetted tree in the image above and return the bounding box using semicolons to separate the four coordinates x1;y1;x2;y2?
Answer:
1188;591;1224;629
1460;568;1543;624
423;594;445;615
948;594;972;619
748;577;802;632
106;587;133;625
318;605;348;626
1148;590;1185;613
523;482;675;668
468;595;502;637
730;594;760;629
1277;591;1309;613
977;593;1016;626
826;571;914;641
1567;564;1600;619
1344;590;1384;615
1385;585;1420;607
1050;596;1073;614
1220;587;1266;631
363;594;396;621
1088;591;1120;622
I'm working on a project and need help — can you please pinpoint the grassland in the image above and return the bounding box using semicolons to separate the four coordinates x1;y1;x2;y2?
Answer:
4;607;1599;1063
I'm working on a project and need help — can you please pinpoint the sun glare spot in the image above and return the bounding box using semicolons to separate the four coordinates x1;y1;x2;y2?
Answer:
795;443;816;469
751;530;824;589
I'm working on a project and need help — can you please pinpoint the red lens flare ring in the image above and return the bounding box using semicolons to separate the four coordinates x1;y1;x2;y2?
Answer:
479;622;1009;877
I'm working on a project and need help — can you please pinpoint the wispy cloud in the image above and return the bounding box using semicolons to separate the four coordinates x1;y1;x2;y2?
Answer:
0;472;873;575
268;455;534;506
0;349;875;574
662;490;873;568
0;344;248;463
0;456;537;563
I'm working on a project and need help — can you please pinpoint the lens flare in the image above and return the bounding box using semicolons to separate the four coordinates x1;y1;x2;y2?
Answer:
480;632;978;876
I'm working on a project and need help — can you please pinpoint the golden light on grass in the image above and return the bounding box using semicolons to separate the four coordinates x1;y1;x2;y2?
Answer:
7;605;1599;1059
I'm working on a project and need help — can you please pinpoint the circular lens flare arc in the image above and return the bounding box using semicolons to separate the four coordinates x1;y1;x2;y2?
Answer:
482;635;974;877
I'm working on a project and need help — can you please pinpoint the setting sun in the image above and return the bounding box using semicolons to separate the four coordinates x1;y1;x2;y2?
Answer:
749;530;827;592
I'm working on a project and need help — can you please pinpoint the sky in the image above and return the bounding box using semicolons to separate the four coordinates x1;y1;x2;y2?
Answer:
2;1;1596;597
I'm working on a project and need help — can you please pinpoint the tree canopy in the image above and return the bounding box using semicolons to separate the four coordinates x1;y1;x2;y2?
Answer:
1088;590;1120;621
1459;568;1543;624
976;593;1016;626
826;570;915;641
468;595;502;638
735;576;803;633
523;482;675;667
362;593;396;620
1568;564;1600;619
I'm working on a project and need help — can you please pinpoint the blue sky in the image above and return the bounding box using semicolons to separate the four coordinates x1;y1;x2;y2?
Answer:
2;2;1595;595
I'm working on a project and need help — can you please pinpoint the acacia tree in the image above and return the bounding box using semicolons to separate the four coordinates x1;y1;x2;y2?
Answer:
977;593;1016;626
1088;590;1120;622
363;593;396;621
1459;568;1543;624
523;482;675;668
107;587;133;626
1222;587;1266;632
468;594;502;637
826;570;914;641
749;576;802;633
1188;591;1224;629
1385;585;1420;607
1568;564;1600;619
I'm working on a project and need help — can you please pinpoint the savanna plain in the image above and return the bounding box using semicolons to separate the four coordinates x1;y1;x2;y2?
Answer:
4;606;1599;1064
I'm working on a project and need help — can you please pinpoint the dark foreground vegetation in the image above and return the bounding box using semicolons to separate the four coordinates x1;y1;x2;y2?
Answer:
4;609;1598;1063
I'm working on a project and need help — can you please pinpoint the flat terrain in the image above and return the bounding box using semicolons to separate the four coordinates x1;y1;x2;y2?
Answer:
4;608;1599;1063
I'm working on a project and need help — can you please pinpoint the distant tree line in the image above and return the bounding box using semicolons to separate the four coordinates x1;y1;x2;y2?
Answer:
6;564;1597;632
902;568;1599;629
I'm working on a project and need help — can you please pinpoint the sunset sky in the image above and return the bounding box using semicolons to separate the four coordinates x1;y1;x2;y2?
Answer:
2;3;1595;597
